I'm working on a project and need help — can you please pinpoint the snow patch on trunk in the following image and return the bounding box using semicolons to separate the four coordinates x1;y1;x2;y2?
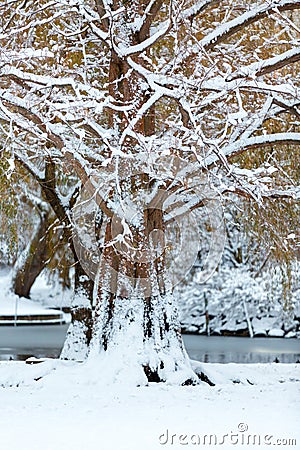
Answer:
89;293;198;385
60;321;89;361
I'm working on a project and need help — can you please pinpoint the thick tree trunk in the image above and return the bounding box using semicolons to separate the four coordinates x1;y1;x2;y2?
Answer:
89;287;197;385
12;210;52;298
87;207;198;385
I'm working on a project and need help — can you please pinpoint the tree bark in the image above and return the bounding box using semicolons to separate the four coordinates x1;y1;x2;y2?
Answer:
12;210;52;299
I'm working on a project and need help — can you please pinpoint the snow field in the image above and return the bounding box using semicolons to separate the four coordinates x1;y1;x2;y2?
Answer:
0;360;299;450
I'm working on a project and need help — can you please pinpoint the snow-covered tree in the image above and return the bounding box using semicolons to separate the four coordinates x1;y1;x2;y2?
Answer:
0;0;299;384
178;195;300;338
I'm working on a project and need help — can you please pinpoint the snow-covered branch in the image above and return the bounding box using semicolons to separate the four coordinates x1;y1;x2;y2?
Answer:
115;20;171;57
173;0;300;73
0;66;105;101
200;0;300;50
0;95;64;150
227;47;300;81
0;10;63;40
205;133;300;168
222;185;300;201
135;0;165;37
180;0;219;22
13;152;44;184
63;151;115;219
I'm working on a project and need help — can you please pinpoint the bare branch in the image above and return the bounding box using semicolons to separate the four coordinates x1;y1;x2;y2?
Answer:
138;0;165;41
95;0;110;30
272;98;300;118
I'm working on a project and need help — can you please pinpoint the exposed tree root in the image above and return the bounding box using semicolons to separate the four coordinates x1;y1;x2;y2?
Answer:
197;371;215;386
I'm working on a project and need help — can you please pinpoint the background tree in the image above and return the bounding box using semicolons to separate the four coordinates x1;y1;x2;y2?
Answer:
0;147;94;358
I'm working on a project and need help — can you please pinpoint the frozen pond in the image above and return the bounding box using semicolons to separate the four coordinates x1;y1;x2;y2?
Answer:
0;324;69;360
0;324;299;363
184;334;300;363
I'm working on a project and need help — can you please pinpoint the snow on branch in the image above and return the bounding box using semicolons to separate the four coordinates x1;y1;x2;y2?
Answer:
119;90;163;144
13;151;45;184
0;99;50;145
134;0;164;36
199;77;298;109
200;0;300;50
78;3;110;43
0;66;106;101
19;192;50;214
227;47;300;81
180;0;219;22
0;10;63;40
127;58;181;94
115;20;171;57
229;97;274;143
222;184;300;201
261;187;300;200
63;151;115;219
0;94;64;150
206;132;300;167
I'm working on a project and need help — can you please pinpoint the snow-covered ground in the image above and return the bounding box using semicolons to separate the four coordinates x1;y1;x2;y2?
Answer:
0;267;72;310
0;360;299;450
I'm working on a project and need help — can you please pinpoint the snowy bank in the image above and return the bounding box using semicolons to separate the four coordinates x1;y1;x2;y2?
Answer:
1;267;299;337
178;267;300;339
0;360;299;450
0;269;70;324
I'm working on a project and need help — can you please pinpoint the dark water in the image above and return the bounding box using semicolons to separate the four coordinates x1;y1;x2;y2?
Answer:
0;325;299;363
184;334;300;364
0;324;69;361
